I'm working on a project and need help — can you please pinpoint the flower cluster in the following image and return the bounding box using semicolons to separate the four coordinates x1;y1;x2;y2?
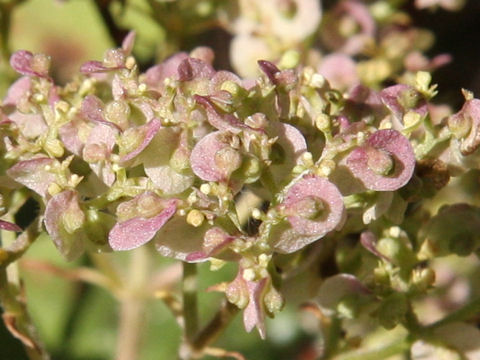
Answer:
1;1;480;359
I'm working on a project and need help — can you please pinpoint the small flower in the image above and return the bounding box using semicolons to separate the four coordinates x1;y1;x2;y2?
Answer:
380;84;428;129
321;0;375;55
10;50;51;78
79;31;135;74
226;267;283;339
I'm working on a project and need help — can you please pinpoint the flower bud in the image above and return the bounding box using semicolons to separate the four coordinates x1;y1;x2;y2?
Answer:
137;192;166;218
186;209;205;227
226;275;249;309
105;100;130;129
336;294;359;319
103;49;125;68
411;267;435;293
31;54;51;76
376;236;415;268
264;285;284;315
214;147;242;175
366;147;394;176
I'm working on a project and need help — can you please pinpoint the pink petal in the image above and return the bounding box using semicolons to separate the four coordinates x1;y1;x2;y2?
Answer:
83;123;118;185
121;31;136;54
322;0;375;55
190;46;215;64
243;277;268;339
8;111;48;139
0;219;22;232
80;61;109;74
109;199;177;251
360;231;391;261
194;95;248;133
258;60;297;90
87;123;117;152
7;158;56;197
176;57;215;82
346;129;416;191
120;119;161;162
3;76;31;106
44;190;86;260
144;52;189;89
80;49;126;74
345;85;387;122
258;60;280;84
142;128;193;195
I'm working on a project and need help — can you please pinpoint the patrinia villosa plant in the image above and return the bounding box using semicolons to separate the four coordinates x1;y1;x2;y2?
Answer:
1;22;480;360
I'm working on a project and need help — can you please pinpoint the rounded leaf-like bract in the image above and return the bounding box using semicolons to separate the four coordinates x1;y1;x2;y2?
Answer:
346;129;415;191
448;98;480;156
120;118;161;163
44;190;86;261
7;158;56;197
109;198;177;251
81;95;122;130
267;122;308;188
142;127;193;195
190;131;241;182
155;216;210;261
271;175;346;253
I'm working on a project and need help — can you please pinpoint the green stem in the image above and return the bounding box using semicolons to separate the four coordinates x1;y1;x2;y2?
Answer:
0;226;49;360
192;301;239;353
182;262;198;345
322;316;342;359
